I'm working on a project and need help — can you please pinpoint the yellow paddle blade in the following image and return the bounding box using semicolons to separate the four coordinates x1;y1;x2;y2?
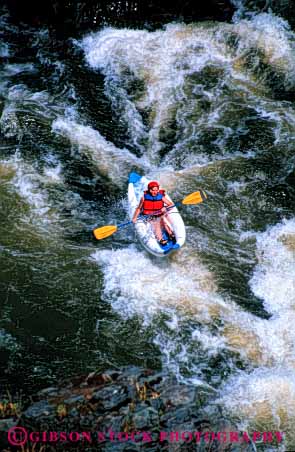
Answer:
93;225;118;240
182;190;207;205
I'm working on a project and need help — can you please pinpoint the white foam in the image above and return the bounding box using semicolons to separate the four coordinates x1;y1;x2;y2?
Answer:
91;245;226;320
0;84;67;138
0;41;10;58
2;154;60;227
0;329;19;352
52;118;150;186
43;163;63;184
72;18;295;438
250;218;295;313
12;158;51;218
92;213;295;389
216;219;295;446
233;13;295;88
91;244;242;383
80;19;295;170
231;0;249;22
219;367;295;446
80;25;233;164
3;63;37;76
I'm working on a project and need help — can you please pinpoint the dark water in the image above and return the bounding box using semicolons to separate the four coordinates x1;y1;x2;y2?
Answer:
1;5;295;448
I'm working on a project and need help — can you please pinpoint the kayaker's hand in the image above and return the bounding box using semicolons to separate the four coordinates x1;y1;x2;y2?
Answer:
132;217;137;223
161;207;167;213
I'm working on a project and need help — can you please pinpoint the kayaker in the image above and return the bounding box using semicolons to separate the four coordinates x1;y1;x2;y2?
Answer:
132;181;175;245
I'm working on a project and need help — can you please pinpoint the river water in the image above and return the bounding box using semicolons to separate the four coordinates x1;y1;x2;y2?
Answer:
1;5;295;449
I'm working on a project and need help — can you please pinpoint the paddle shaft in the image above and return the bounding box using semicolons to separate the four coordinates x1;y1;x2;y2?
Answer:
93;190;206;239
118;203;179;230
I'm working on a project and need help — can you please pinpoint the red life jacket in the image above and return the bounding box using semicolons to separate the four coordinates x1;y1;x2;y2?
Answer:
142;190;165;216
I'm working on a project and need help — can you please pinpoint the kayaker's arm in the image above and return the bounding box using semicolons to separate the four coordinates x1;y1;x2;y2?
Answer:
162;195;174;212
132;197;144;223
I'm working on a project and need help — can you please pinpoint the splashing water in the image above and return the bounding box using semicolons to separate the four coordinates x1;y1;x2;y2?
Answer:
2;7;295;448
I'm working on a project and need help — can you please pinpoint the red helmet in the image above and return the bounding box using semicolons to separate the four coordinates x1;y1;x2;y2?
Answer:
148;181;159;190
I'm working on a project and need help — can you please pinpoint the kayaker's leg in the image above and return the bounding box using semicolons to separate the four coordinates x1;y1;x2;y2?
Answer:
152;217;167;245
162;216;173;235
161;216;176;243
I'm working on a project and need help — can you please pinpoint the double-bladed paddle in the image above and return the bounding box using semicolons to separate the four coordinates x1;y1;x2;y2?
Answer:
93;189;207;240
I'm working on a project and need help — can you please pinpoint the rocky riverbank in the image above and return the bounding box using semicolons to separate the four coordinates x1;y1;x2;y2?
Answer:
0;366;259;452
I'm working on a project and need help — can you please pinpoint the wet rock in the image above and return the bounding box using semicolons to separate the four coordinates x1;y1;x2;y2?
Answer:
91;385;130;411
37;386;59;397
160;406;195;429
10;366;257;452
0;418;18;451
138;372;163;386
116;366;147;382
64;394;85;405
160;383;198;407
104;443;140;452
99;414;124;432
149;396;164;412
69;407;79;417
0;417;17;431
86;371;116;386
23;400;56;421
132;406;159;429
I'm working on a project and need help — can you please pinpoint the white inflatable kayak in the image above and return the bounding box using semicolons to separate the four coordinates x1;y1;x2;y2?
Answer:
128;172;186;257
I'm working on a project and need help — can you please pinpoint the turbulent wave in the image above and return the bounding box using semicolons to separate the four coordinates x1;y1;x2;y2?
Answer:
52;118;150;187
81;15;295;170
81;13;295;448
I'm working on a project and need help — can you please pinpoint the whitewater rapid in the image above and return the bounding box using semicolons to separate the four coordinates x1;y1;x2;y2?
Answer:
2;6;295;448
